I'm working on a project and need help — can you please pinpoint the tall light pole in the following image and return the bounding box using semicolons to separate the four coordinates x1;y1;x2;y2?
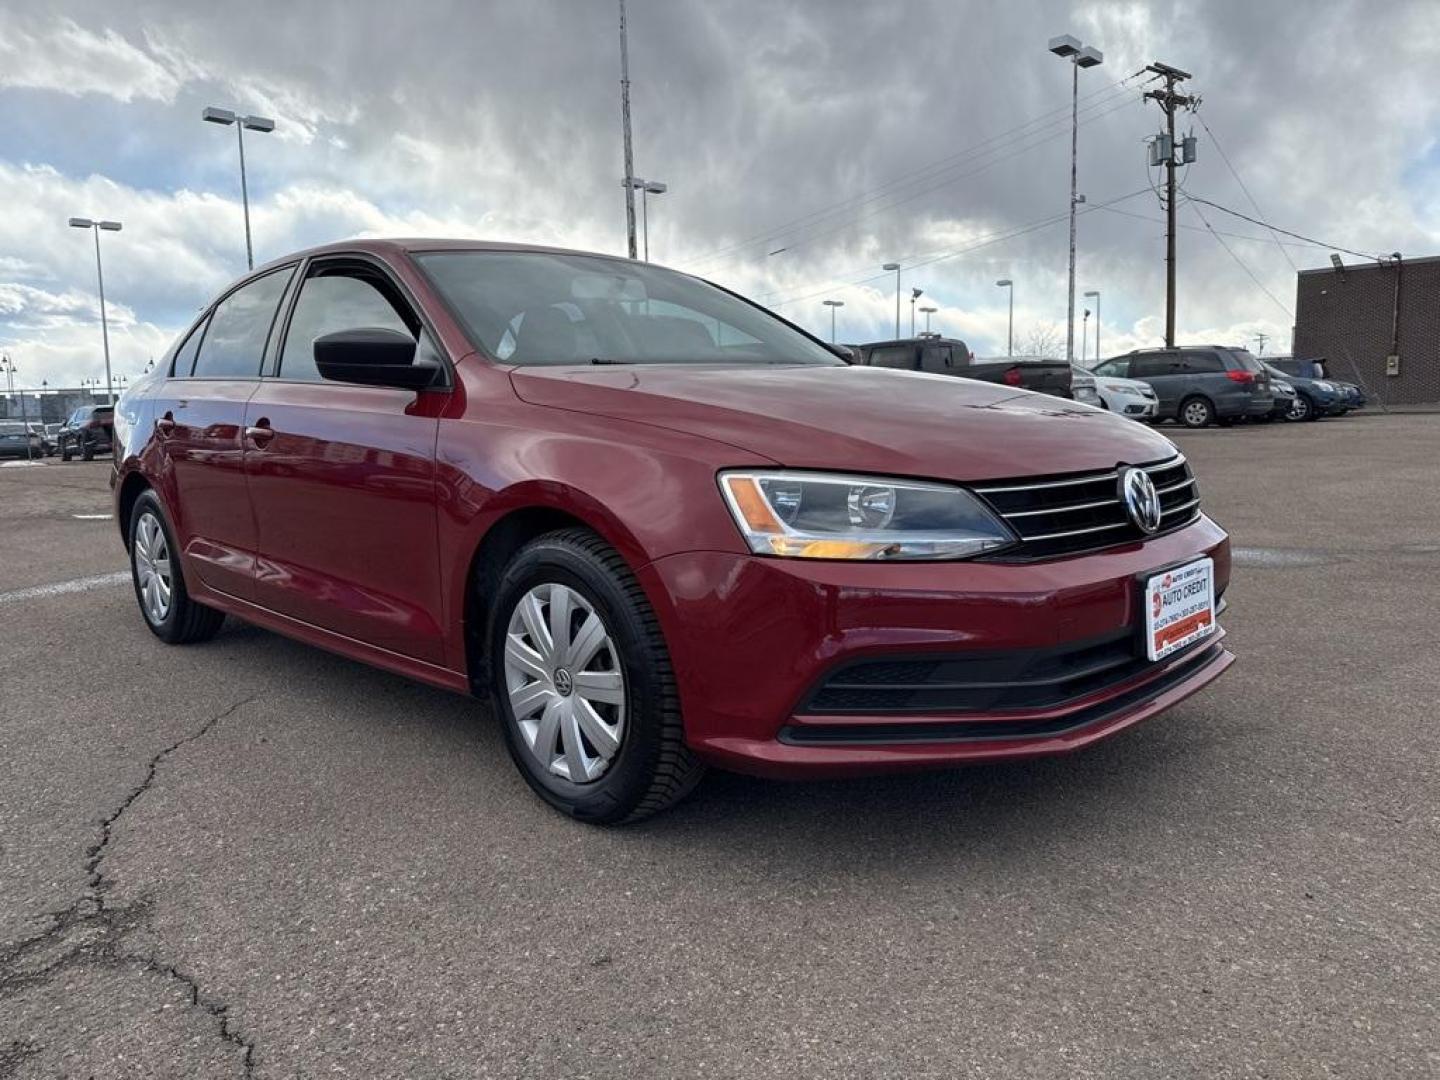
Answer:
919;305;937;335
68;217;121;404
995;279;1014;357
618;0;638;259
822;299;845;343
202;106;275;271
882;263;901;338
1048;35;1103;366
909;288;924;337
623;178;667;261
1084;289;1101;362
1081;308;1091;364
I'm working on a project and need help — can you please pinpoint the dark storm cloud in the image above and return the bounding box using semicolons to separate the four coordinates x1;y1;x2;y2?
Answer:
1;0;1438;382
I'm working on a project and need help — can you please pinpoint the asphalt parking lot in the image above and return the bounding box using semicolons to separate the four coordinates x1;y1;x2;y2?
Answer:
1;415;1437;1079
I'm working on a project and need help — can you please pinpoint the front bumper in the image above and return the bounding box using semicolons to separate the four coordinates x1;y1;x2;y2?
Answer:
640;515;1233;778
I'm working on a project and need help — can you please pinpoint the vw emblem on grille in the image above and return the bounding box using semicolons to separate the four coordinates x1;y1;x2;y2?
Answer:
1118;466;1163;534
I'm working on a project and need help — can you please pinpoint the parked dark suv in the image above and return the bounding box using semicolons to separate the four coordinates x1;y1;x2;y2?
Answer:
57;405;114;460
1092;346;1273;428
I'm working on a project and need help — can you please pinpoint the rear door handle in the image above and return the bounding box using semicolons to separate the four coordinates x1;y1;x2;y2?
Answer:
245;422;275;447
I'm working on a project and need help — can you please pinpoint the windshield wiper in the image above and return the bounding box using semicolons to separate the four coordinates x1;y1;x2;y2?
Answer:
589;357;634;365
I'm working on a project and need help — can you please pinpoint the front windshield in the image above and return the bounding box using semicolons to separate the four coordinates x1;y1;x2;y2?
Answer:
415;250;842;368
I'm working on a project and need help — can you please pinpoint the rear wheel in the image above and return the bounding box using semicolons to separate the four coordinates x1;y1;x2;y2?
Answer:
129;491;225;644
489;528;704;824
81;440;94;461
1179;396;1215;429
61;445;72;462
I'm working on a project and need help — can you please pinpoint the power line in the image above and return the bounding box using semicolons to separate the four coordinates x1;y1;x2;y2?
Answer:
1094;202;1323;248
696;93;1145;274
1192;111;1299;273
1183;195;1388;263
1187;201;1293;318
679;71;1153;272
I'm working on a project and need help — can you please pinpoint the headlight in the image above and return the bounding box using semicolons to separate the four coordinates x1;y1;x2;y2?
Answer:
1114;385;1145;396
718;471;1015;560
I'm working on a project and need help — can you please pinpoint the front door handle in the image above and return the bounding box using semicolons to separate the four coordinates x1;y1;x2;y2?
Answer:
245;422;275;448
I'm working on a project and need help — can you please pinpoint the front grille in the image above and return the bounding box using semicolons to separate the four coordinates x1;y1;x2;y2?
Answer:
974;455;1200;560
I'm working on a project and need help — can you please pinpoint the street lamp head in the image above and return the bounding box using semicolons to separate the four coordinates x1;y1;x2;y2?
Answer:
1076;46;1104;68
1048;34;1081;57
882;262;900;271
919;305;937;315
202;106;238;125
1084;290;1099;298
68;217;93;229
1329;254;1344;271
911;287;923;300
242;115;276;133
98;221;122;231
995;279;1012;288
822;299;844;308
643;180;667;195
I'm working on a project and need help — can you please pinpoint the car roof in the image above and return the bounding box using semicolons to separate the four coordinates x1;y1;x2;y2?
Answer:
252;237;634;275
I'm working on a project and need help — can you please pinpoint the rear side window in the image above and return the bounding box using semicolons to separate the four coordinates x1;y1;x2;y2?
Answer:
1132;354;1180;379
920;344;952;370
1182;351;1224;373
170;316;209;377
1226;349;1264;373
279;268;417;381
192;267;295;379
867;345;919;370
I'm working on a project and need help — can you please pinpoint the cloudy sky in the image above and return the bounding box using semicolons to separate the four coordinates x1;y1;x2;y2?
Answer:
2;0;1437;387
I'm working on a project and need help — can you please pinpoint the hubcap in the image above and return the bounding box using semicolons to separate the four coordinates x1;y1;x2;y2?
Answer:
1289;398;1307;419
1185;402;1208;426
503;583;626;784
133;511;172;625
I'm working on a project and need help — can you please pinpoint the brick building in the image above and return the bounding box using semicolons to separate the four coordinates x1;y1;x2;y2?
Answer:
1293;255;1440;405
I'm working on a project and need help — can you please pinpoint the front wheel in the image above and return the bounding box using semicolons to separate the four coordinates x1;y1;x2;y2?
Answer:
489;529;704;824
81;441;94;462
1179;396;1215;429
61;445;72;462
129;491;225;644
1286;395;1314;422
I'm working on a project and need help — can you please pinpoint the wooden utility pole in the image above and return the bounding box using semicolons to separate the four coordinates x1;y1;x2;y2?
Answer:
1145;62;1195;349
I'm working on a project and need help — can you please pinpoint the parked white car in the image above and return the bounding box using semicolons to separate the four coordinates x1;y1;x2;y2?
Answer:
1093;373;1159;420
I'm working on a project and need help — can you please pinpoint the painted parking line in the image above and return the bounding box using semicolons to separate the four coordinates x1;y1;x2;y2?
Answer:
72;513;114;520
0;571;130;605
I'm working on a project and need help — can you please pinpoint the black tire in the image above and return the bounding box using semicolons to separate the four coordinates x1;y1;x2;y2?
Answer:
61;446;72;462
1178;396;1215;429
81;441;94;462
1285;394;1315;422
488;528;704;824
128;491;225;645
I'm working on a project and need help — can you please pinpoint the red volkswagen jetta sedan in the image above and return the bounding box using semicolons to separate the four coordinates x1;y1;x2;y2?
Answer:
112;240;1233;823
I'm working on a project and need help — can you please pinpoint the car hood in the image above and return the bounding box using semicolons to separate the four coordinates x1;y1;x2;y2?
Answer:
510;364;1179;482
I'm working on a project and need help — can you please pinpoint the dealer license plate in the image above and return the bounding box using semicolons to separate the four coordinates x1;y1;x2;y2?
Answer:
1144;557;1216;662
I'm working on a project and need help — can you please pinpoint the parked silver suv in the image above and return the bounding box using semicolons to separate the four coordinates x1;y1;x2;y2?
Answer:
1092;346;1274;428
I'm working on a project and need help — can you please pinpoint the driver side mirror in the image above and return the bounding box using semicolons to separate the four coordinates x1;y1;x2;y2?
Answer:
314;327;439;390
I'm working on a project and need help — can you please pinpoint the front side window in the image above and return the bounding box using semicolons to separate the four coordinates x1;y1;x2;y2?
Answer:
280;268;418;381
192;267;295;379
868;345;919;370
415;251;841;368
1092;358;1130;378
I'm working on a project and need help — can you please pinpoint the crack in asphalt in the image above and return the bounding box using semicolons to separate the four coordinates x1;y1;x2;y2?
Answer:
0;693;263;1079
